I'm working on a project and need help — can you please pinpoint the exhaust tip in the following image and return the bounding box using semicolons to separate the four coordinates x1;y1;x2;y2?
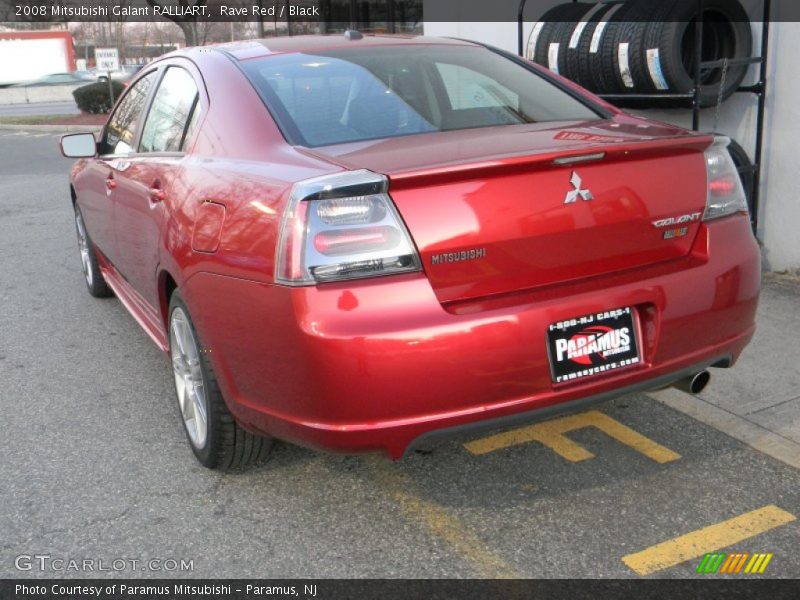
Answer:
673;370;711;395
689;370;711;394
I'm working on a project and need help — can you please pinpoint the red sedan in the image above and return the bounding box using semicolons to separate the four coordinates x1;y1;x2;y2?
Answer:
60;34;759;469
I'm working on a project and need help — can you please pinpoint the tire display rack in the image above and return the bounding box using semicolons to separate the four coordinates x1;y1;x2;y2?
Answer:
517;0;771;233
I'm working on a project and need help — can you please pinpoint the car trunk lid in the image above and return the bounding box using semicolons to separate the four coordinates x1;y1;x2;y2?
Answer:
302;119;712;303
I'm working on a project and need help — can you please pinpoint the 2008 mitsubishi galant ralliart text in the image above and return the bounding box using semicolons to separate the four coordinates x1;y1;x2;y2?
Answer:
61;34;760;469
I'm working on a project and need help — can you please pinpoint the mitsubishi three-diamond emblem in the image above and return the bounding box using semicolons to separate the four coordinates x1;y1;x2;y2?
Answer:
563;171;594;204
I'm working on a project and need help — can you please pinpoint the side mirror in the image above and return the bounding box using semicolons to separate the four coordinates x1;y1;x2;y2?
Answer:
60;133;97;158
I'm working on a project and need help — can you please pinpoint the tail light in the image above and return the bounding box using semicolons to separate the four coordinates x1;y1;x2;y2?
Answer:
275;170;421;285
703;137;748;221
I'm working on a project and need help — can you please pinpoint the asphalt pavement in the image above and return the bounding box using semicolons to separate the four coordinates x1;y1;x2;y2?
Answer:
0;129;798;579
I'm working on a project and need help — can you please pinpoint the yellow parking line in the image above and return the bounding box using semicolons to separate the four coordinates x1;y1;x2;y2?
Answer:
524;427;596;462
622;505;796;576
370;461;520;579
464;410;681;463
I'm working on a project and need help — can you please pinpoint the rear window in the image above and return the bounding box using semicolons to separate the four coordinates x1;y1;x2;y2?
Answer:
241;45;601;147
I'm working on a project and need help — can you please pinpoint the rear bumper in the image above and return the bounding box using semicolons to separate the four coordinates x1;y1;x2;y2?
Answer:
402;352;734;457
183;215;760;459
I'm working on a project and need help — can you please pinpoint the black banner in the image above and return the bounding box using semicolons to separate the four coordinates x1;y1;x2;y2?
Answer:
0;0;796;24
2;579;800;600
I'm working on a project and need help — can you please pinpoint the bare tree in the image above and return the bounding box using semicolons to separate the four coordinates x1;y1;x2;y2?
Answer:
145;0;207;46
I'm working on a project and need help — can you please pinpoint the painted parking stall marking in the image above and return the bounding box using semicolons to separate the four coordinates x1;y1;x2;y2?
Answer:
369;460;520;579
463;410;681;463
622;505;797;576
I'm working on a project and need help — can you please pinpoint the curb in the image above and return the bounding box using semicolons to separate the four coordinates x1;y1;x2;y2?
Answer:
648;388;800;470
0;123;102;133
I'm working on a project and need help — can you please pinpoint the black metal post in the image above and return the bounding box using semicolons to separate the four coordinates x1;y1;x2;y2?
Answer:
518;0;528;57
692;0;704;131
107;72;115;106
388;0;396;33
750;0;771;232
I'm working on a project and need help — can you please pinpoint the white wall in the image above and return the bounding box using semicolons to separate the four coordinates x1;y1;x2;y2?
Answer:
0;83;82;104
0;38;71;86
758;22;800;271
423;18;799;271
424;21;520;50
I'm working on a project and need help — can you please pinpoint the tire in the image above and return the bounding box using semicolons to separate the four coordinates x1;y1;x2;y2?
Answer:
532;3;594;77
599;0;648;94
647;0;752;106
548;2;598;79
73;204;112;298
721;135;755;215
168;292;273;470
568;2;619;91
637;0;688;94
616;0;676;94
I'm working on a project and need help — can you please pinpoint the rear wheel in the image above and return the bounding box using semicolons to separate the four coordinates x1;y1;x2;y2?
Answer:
168;292;273;469
74;204;111;298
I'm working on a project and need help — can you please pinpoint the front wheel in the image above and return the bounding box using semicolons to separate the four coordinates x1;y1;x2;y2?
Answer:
74;205;111;298
168;292;273;469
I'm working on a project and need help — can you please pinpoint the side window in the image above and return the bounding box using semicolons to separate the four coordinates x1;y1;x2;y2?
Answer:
139;67;200;153
101;71;157;155
435;63;520;111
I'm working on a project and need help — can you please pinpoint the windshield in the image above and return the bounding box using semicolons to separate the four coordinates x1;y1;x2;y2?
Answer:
241;44;601;147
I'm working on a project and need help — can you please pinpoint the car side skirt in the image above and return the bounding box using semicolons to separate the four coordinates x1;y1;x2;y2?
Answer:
95;249;169;353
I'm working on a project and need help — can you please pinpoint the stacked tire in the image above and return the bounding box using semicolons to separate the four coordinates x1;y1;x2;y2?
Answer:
526;0;752;107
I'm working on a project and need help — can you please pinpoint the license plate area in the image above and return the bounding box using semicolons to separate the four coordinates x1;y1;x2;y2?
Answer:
547;307;641;384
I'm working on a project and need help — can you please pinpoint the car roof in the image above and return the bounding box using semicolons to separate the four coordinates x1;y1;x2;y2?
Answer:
190;34;479;62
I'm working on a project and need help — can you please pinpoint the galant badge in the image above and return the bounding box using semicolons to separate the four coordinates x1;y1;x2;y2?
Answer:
564;171;594;204
652;212;703;228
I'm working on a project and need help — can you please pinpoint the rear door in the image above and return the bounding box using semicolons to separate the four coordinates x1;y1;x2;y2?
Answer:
112;65;202;308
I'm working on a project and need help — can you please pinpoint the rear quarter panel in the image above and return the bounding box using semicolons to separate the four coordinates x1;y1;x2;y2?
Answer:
158;50;343;291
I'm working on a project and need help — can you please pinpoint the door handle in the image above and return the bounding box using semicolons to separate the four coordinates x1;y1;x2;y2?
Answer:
148;184;165;203
105;175;116;194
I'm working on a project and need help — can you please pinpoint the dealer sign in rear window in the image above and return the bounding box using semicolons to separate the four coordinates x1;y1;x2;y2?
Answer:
547;307;641;384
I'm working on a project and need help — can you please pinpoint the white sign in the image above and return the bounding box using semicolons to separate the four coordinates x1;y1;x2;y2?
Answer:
95;47;119;72
76;58;87;71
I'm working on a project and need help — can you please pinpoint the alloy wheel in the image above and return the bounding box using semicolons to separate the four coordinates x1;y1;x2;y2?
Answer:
74;209;93;287
169;307;208;449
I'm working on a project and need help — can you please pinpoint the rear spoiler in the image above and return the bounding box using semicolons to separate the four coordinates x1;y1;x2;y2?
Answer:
388;134;714;190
